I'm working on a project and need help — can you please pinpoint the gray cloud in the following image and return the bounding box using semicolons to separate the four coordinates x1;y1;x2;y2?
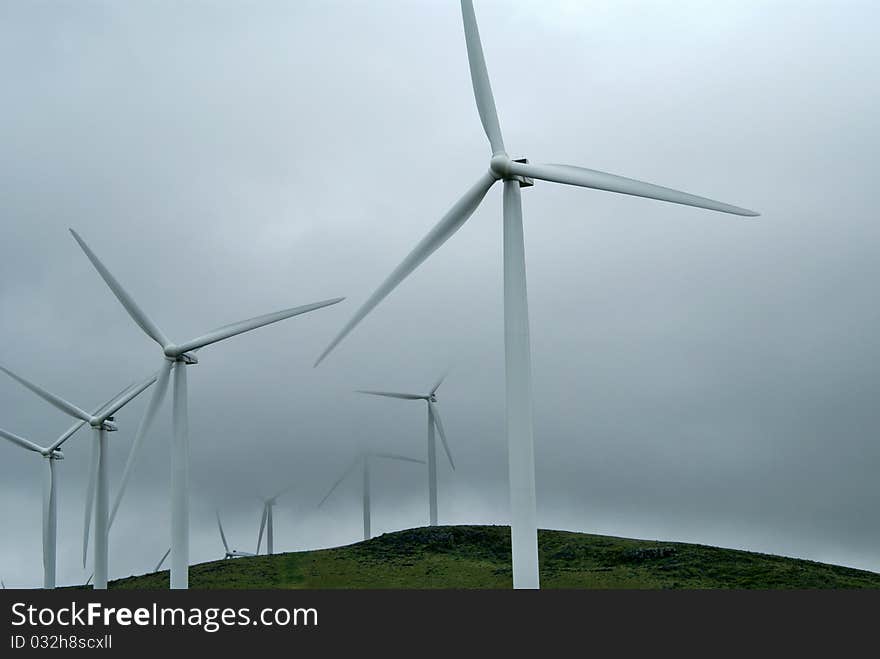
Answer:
1;0;878;586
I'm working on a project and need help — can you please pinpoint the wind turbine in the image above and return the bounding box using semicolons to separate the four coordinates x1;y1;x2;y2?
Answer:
357;373;455;526
69;228;344;589
255;483;296;555
314;1;759;588
0;365;156;590
0;424;72;590
318;450;425;541
217;511;256;559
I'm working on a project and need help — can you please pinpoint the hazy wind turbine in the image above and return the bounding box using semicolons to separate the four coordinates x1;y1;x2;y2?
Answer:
357;373;455;526
315;1;759;588
217;512;256;559
69;228;344;589
0;365;155;589
318;450;425;541
255;483;296;555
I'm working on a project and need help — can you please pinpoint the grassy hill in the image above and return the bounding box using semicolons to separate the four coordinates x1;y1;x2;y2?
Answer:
106;525;880;589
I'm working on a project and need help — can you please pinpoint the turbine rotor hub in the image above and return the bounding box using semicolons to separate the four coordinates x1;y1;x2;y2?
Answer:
489;154;510;178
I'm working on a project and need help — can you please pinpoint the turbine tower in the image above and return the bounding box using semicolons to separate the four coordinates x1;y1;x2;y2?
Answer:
318;450;425;541
314;1;759;588
69;228;344;589
357;372;455;526
0;365;155;589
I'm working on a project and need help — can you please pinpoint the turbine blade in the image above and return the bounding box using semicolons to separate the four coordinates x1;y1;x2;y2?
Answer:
315;173;497;366
506;161;760;217
154;548;170;573
69;229;172;348
317;456;361;507
430;371;448;396
46;420;87;454
430;402;455;470
256;505;268;554
82;437;98;568
95;372;157;423
172;297;345;356
89;382;139;420
371;451;427;465
356;390;424;400
108;359;172;528
0;364;92;423
216;511;230;553
0;427;45;454
461;0;505;154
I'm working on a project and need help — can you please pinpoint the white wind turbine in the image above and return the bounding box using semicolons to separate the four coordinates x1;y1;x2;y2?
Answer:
0;426;74;590
0;365;156;589
217;511;256;559
69;228;344;589
255;483;296;555
315;1;759;589
0;424;74;590
318;450;425;541
357;373;455;526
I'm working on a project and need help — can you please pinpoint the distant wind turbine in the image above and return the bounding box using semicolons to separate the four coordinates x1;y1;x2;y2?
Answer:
217;511;256;559
69;228;344;589
318;451;425;540
256;483;296;555
0;365;155;589
358;372;454;526
315;0;759;589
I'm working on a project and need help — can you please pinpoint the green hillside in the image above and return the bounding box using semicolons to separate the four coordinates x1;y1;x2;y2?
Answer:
106;525;880;589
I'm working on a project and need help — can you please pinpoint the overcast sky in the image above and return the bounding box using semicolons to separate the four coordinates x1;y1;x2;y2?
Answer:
1;0;878;587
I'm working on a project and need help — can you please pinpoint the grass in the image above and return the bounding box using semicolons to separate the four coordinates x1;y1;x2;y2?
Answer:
103;525;880;589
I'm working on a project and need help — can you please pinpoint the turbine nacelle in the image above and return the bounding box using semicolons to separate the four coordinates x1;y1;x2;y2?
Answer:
44;450;64;460
163;346;199;364
490;156;534;187
90;418;118;432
